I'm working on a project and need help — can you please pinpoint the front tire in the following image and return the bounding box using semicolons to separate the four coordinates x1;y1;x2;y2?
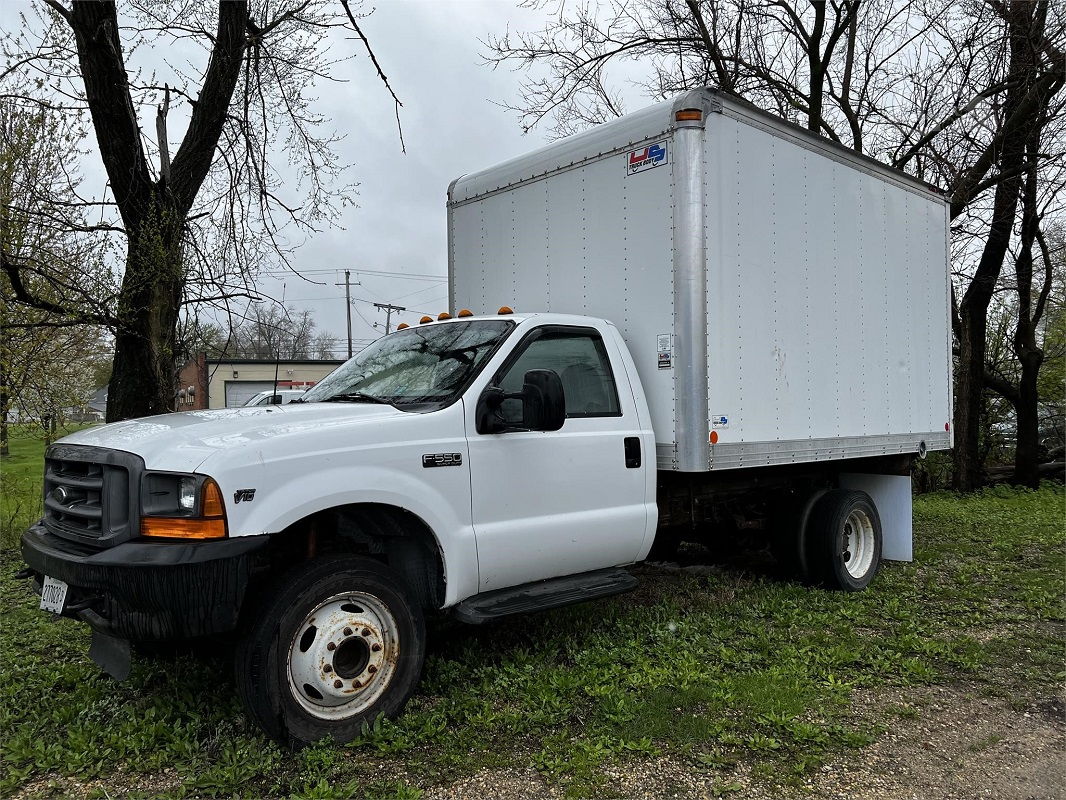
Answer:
235;555;425;746
805;489;882;591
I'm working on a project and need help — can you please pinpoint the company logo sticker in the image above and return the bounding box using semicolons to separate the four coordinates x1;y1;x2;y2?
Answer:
627;141;668;175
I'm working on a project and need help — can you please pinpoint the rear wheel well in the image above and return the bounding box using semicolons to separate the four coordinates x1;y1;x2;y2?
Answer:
252;504;445;610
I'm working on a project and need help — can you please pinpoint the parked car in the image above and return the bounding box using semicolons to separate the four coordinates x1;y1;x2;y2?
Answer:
242;389;308;407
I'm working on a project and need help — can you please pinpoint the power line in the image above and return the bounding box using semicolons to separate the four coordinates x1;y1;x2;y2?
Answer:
259;267;446;281
240;291;448;318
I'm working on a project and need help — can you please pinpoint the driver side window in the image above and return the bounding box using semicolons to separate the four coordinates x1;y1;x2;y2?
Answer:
497;330;621;424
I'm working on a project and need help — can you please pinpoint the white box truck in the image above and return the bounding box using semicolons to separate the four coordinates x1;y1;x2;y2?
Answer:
19;88;951;747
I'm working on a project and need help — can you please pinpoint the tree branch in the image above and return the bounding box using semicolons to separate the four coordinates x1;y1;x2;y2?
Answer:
68;0;152;224
170;1;248;211
155;83;171;183
339;0;405;152
41;0;71;24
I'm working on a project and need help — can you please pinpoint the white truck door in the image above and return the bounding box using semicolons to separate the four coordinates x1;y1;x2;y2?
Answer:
466;324;651;592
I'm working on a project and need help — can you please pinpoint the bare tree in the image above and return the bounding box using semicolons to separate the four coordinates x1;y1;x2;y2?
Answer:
1;1;402;421
312;331;339;359
181;304;336;361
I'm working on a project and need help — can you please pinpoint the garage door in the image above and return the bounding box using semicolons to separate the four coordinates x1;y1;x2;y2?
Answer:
225;381;276;407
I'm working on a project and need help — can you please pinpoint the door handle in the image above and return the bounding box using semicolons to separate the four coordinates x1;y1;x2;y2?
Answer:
624;437;641;468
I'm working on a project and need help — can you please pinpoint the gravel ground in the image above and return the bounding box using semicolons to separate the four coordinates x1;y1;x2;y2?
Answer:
424;686;1066;800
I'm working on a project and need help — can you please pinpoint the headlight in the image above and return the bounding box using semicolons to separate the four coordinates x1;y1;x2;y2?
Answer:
141;473;227;540
178;477;198;511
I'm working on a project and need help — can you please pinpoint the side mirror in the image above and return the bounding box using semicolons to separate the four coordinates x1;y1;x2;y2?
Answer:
521;369;565;431
475;369;566;434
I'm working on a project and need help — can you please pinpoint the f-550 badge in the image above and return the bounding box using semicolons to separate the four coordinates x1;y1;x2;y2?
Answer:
422;453;462;468
233;488;256;503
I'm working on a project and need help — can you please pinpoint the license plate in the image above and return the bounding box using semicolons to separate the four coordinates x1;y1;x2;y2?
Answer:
40;576;68;614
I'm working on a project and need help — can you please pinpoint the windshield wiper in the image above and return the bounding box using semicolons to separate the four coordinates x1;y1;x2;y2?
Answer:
323;392;394;406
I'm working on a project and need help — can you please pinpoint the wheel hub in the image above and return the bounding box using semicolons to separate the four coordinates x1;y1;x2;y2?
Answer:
285;592;398;720
841;510;875;578
333;637;371;679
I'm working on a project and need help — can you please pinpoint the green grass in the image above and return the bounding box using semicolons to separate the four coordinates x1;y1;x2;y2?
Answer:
0;471;1062;798
1;427;94;551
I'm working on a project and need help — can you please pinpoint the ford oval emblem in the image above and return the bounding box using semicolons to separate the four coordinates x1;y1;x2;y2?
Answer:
51;486;70;505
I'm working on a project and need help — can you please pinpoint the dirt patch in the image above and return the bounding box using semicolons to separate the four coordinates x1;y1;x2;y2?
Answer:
789;686;1065;800
424;767;561;800
426;686;1065;800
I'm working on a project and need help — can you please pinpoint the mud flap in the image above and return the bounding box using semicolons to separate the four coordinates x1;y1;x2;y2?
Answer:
89;630;131;681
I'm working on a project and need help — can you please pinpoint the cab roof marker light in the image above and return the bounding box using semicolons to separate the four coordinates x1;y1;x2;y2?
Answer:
498;306;514;315
396;322;410;330
438;312;452;320
457;309;473;317
419;315;433;324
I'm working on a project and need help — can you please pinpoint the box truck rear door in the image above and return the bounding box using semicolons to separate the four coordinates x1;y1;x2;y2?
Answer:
466;325;650;592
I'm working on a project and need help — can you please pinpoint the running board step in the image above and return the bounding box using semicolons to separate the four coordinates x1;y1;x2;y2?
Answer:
452;567;638;624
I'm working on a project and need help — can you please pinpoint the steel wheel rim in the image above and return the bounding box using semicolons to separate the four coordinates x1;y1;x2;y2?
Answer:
286;592;399;720
841;509;875;578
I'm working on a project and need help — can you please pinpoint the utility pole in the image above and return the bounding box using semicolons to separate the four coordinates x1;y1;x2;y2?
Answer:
373;302;407;334
334;271;358;358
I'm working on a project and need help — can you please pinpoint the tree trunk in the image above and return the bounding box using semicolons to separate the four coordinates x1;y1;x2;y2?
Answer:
105;191;184;422
1013;352;1044;487
951;0;1047;491
954;303;991;490
0;358;8;459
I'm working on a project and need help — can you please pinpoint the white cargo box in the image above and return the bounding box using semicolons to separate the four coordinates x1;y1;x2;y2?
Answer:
448;88;952;472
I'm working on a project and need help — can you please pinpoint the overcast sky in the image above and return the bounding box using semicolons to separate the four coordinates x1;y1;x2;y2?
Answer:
257;0;556;348
2;1;578;351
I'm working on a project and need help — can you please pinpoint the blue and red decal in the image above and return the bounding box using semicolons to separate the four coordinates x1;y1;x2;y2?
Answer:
627;141;668;175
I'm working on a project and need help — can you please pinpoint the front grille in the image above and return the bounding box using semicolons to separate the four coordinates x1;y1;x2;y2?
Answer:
42;445;140;547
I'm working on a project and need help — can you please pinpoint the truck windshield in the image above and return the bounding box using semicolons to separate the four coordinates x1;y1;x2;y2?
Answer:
301;320;515;411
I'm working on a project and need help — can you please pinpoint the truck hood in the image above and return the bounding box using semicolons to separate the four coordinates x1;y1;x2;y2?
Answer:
58;403;402;472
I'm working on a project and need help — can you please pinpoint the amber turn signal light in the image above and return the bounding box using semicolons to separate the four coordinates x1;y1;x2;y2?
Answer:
141;517;226;539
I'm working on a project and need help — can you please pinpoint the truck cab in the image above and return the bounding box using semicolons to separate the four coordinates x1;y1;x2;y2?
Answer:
21;312;656;746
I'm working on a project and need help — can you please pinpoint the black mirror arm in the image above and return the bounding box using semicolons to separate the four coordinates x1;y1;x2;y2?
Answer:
478;386;531;434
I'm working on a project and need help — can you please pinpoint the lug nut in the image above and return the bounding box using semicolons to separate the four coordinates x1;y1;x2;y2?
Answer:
323;664;332;673
334;679;343;689
368;665;377;674
343;627;352;636
352;680;362;688
327;642;336;651
371;643;382;652
361;628;371;637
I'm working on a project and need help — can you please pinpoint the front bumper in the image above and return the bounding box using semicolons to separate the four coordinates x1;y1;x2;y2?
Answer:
20;522;270;641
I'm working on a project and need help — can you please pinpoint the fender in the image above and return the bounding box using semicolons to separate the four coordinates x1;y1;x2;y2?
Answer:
221;465;477;607
190;402;477;607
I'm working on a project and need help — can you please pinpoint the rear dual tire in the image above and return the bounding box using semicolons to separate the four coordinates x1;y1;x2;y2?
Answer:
805;489;883;591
